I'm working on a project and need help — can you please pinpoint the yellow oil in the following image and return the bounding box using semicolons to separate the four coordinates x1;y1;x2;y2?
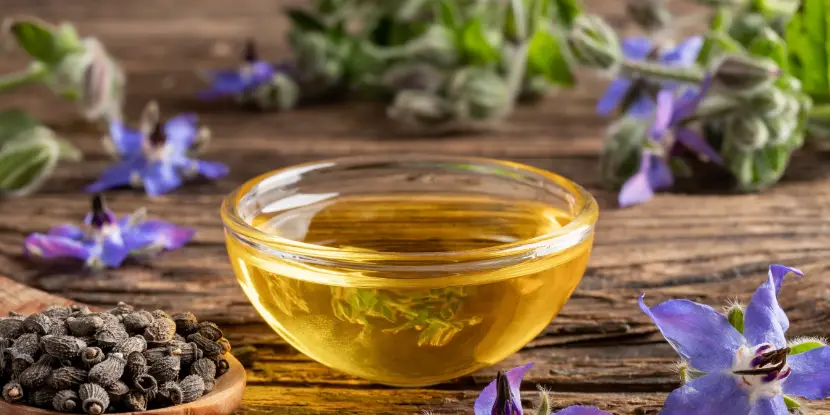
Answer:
226;193;593;386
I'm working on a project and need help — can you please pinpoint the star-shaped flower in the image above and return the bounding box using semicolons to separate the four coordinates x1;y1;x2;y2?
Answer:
641;264;830;414
597;36;702;117
198;39;279;100
24;194;194;269
87;101;228;196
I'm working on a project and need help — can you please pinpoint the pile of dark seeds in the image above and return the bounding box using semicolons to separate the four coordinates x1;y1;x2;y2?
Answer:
0;302;231;413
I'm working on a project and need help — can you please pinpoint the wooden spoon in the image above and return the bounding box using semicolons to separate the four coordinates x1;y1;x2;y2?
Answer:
0;277;246;415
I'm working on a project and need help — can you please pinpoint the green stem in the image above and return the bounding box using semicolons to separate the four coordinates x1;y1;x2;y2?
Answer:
505;0;530;106
0;63;48;93
621;59;706;84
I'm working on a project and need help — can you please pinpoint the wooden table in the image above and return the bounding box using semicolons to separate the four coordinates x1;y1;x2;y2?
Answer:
2;0;830;413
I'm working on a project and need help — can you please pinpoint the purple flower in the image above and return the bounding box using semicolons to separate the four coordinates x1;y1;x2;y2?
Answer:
597;36;703;117
618;77;722;207
87;102;229;196
556;407;611;415
640;264;830;414
198;39;277;99
474;363;532;415
24;194;194;269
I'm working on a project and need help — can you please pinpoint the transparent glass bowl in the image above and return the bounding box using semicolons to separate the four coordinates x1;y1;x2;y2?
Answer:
221;155;598;386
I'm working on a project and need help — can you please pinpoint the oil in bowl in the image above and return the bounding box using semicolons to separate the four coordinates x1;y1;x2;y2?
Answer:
222;156;597;386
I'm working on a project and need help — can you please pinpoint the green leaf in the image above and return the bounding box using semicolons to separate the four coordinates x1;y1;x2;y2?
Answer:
461;18;501;65
0;132;60;196
789;339;826;355
786;0;830;96
783;396;801;410
55;137;82;162
0;109;40;144
698;8;733;65
551;0;582;27
8;19;64;65
748;27;789;72
436;0;462;29
527;27;574;86
285;8;327;32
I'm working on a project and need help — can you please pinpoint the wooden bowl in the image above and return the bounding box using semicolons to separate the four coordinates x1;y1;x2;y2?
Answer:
0;277;247;415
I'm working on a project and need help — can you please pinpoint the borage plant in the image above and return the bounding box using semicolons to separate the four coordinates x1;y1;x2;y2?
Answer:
641;264;830;414
198;0;582;133
583;0;812;207
0;16;124;195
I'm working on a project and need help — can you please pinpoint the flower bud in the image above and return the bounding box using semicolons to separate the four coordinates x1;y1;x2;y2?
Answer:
534;387;552;415
446;68;510;121
710;55;781;97
626;0;672;32
600;116;648;188
402;25;459;68
292;31;343;85
387;90;455;127
788;337;828;355
750;87;789;117
250;72;300;111
726;304;744;333
726;114;770;151
381;62;446;93
567;15;622;71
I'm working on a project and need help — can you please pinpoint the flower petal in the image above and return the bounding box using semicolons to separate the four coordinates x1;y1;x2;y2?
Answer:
24;234;90;261
661;36;704;66
556;406;612;415
597;78;633;116
748;395;787;415
165;114;199;151
674;128;724;165
85;160;138;193
473;363;533;415
673;75;713;121
250;61;276;83
783;346;830;399
141;162;183;196
639;295;744;372
646;153;674;190
198;69;250;98
125;219;195;251
621;37;654;60
743;265;801;349
618;152;673;208
628;96;655;117
660;372;751;415
47;225;83;240
108;120;143;156
195;160;230;179
651;90;675;140
98;235;130;268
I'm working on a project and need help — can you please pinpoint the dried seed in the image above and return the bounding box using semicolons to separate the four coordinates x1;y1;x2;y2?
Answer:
124;351;148;380
142;346;179;367
79;383;110;415
124;391;147;411
23;313;52;335
42;335;87;360
2;380;24;403
0;316;24;338
12;333;40;356
158;380;183;405
95;312;120;326
217;337;232;354
32;387;58;408
178;374;205;403
144;317;176;344
71;305;93;316
47;321;69;336
0;338;10;376
203;379;215;393
94;323;128;348
52;389;80;412
81;347;105;366
108;302;134;316
113;335;147;355
132;373;158;398
88;352;126;387
20;354;57;389
173;333;186;343
209;354;230;377
172;312;198;336
43;306;72;321
10;349;34;378
148;355;180;383
187;332;223;357
121;311;153;333
66;316;104;336
176;341;203;365
151;310;172;320
47;366;88;390
190;358;216;381
196;321;223;341
104;380;129;402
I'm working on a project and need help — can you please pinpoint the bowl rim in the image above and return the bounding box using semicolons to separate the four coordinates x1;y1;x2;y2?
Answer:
220;154;598;264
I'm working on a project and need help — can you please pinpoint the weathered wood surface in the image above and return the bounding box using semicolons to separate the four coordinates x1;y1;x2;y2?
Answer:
1;0;830;413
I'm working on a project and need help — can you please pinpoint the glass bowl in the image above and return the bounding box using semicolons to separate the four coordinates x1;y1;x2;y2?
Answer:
221;155;598;386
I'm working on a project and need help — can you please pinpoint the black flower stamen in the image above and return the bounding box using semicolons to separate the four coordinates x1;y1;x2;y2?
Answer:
149;121;166;146
90;194;111;229
491;370;515;415
733;347;790;376
243;39;258;63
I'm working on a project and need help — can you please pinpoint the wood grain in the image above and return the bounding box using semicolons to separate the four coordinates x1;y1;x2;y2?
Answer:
1;0;830;413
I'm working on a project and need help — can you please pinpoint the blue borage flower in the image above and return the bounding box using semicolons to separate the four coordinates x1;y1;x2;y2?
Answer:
473;362;611;415
24;194;194;269
87;101;228;196
618;76;723;207
198;39;280;100
641;264;830;414
597;36;703;117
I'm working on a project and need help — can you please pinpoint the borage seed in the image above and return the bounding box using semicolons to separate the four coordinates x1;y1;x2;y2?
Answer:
121;311;154;333
94;323;128;348
19;354;57;389
0;316;24;338
2;380;24;403
32;387;58;408
132;373;158;398
23;313;52;335
47;366;88;390
178;374;205;403
190;357;216;382
187;333;223;357
12;333;40;356
81;347;105;366
158;380;183;404
196;322;223;341
113;335;147;355
148;355;180;383
124;350;148;380
66;316;104;336
209;354;230;376
88;352;126;386
79;383;110;415
172;312;198;336
104;380;130;402
41;335;87;359
52;389;80;412
125;390;148;411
